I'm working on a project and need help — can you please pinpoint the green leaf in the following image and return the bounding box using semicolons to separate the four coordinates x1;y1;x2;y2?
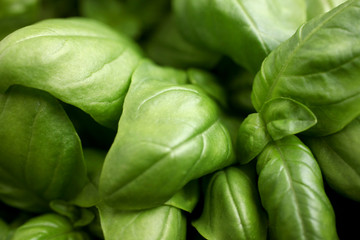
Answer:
260;97;317;140
12;214;89;240
0;218;9;240
0;18;143;128
98;203;186;240
252;0;360;136
164;180;200;213
49;200;95;227
70;148;106;208
192;166;267;240
187;68;227;107
0;0;40;40
305;0;347;19
0;86;87;212
257;135;338;240
173;0;307;73
145;15;221;69
304;117;360;201
236;113;271;164
99;61;235;210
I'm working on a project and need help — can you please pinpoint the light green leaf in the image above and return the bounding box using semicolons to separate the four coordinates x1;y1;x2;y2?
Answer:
164;180;199;213
260;97;317;140
236;113;271;164
12;214;89;240
0;18;143;128
98;203;186;240
99;61;235;210
305;0;347;19
173;0;307;73
0;86;87;212
252;0;360;136
257;135;338;240
304;117;360;201
192;166;267;240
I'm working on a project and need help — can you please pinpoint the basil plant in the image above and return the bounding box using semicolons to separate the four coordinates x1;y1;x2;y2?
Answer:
0;0;359;239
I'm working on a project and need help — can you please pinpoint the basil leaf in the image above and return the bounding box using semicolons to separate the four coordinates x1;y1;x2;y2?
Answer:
12;214;89;240
252;0;360;136
257;135;338;239
305;0;347;19
192;166;267;240
236;113;271;164
0;18;143;128
70;149;106;208
164;180;199;213
260;97;317;140
0;219;9;240
304;117;360;201
145;15;221;69
100;61;235;210
0;86;86;212
98;203;186;240
173;0;307;73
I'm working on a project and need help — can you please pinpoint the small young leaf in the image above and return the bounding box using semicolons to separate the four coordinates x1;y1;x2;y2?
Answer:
260;97;317;140
236;113;271;164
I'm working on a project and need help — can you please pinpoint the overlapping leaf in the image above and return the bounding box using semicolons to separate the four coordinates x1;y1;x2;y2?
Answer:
99;61;235;210
305;117;360;201
252;0;360;136
0;86;86;212
0;18;143;128
193;166;267;240
257;135;338;239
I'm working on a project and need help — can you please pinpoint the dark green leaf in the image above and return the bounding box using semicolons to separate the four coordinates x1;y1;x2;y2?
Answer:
252;0;360;136
257;135;338;239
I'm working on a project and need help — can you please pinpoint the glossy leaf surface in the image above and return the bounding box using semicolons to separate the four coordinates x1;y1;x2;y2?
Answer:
236;113;271;164
305;117;360;201
12;214;89;240
0;86;86;212
98;203;186;240
0;18;143;127
260;97;317;140
257;135;338;239
173;0;307;73
193;166;267;240
100;61;235;210
252;0;360;136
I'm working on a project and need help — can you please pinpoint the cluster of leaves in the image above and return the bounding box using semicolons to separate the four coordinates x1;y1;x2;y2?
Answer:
0;0;359;239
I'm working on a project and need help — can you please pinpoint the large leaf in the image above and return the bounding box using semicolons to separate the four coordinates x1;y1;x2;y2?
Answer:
304;117;360;201
11;214;89;240
305;0;347;19
98;203;186;240
144;15;221;69
192;166;267;240
0;18;143;128
99;61;235;210
252;0;360;136
0;86;86;212
173;0;307;73
257;135;338;239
